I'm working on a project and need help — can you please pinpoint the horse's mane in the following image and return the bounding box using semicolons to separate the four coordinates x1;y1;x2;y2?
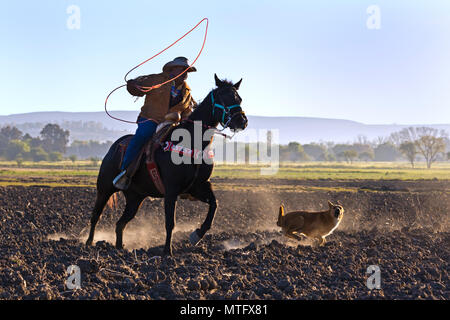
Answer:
218;79;234;87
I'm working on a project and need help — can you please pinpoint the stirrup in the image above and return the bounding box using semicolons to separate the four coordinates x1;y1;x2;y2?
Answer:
113;170;131;190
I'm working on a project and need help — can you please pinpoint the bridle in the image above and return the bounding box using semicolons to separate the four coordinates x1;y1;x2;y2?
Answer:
210;90;246;131
181;88;246;140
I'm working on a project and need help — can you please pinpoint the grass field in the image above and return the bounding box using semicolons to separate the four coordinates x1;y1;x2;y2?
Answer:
212;162;450;180
1;160;450;187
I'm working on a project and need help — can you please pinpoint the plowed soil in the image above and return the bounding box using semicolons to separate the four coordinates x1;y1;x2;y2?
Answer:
0;179;448;300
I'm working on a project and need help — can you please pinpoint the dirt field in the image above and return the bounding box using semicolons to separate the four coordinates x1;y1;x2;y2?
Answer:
0;178;448;300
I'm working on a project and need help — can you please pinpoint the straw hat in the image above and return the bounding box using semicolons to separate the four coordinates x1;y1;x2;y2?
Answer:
162;57;197;73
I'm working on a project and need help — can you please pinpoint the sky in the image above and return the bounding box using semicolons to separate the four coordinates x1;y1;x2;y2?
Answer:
1;0;450;125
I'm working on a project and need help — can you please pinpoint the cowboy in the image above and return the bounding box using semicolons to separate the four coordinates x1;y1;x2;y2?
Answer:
113;57;197;190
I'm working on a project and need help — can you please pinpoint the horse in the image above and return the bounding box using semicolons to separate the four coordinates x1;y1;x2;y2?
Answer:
85;74;248;256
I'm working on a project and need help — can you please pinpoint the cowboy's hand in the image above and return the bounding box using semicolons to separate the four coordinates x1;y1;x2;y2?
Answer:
126;79;145;97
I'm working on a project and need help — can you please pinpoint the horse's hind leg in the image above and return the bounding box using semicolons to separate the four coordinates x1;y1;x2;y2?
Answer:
115;191;146;249
86;190;114;246
188;181;217;246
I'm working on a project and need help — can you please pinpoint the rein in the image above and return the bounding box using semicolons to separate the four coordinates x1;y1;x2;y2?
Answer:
181;119;235;140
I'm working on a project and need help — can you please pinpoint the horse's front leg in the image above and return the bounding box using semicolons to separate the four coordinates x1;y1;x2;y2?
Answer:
163;193;178;256
189;181;217;246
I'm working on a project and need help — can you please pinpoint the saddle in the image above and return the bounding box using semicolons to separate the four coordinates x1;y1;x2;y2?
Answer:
118;120;176;195
117;112;199;200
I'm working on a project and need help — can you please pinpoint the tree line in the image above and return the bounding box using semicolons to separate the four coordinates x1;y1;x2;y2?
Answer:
0;124;113;164
276;127;449;168
1;123;449;169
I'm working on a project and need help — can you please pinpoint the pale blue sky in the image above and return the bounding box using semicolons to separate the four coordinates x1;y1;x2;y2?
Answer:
1;0;449;124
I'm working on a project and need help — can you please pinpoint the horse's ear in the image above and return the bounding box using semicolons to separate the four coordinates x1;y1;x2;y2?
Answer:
214;73;222;87
233;78;242;90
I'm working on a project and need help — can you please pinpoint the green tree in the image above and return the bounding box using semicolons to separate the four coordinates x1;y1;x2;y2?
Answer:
0;126;22;157
286;142;309;161
29;136;43;148
65;140;113;159
1;126;23;141
40;124;70;153
374;143;400;161
303;143;327;161
15;157;24;168
358;150;375;162
339;150;358;164
5;140;30;161
69;154;77;163
30;147;49;162
325;153;336;162
89;156;100;166
399;141;417;168
287;142;301;152
332;144;355;160
48;151;63;162
397;127;448;169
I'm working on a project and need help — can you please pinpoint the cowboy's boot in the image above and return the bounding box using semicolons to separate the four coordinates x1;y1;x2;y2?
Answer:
113;170;132;190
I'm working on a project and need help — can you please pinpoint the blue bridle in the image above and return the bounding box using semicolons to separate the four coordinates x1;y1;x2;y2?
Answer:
210;91;242;127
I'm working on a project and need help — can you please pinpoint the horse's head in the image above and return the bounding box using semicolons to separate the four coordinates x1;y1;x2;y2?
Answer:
210;74;248;132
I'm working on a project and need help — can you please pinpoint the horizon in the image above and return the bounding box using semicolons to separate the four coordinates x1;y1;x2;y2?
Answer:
1;1;450;125
1;110;450;127
2;110;449;146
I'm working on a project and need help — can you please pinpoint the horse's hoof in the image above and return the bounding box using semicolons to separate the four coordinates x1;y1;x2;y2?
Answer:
189;230;202;246
85;239;93;246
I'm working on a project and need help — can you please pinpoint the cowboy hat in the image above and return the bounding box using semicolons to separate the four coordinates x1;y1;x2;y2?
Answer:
162;56;197;73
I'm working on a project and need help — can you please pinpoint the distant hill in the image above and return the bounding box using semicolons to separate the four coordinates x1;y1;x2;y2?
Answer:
1;111;449;144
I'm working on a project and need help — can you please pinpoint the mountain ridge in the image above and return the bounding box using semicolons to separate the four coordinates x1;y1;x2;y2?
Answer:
1;111;449;144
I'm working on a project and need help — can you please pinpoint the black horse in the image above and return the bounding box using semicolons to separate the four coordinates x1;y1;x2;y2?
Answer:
86;74;248;255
